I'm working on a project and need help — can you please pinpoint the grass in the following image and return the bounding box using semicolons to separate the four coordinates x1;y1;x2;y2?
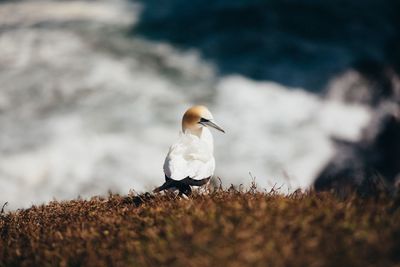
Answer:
1;188;400;267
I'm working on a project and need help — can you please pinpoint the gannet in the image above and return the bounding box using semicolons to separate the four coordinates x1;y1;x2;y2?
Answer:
155;105;225;196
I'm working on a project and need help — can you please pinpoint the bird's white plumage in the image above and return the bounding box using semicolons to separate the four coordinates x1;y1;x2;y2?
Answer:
163;127;215;180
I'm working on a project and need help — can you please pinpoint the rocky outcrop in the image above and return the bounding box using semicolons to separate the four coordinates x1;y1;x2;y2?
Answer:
315;62;400;194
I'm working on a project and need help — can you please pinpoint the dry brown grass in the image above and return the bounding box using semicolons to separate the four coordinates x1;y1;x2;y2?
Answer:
1;188;400;267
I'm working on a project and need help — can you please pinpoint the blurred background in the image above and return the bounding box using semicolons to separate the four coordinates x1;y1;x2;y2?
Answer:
0;0;399;209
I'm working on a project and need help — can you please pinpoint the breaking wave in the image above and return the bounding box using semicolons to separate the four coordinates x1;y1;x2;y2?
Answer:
0;0;378;208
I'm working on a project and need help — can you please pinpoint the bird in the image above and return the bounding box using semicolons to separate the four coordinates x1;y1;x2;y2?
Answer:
154;105;225;196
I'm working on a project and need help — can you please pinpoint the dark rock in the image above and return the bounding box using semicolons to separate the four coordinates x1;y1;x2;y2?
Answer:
315;99;400;195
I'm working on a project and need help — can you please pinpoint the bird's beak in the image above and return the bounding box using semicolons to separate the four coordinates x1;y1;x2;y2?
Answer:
202;120;225;133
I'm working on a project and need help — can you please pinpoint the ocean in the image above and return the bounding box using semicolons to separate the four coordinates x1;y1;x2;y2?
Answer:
1;0;397;208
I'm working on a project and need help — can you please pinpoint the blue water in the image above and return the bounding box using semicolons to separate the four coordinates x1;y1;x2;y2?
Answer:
133;0;399;90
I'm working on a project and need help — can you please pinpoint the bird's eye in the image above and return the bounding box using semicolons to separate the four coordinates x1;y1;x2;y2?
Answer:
199;118;210;123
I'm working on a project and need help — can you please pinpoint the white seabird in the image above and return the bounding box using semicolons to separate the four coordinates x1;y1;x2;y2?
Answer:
155;105;225;196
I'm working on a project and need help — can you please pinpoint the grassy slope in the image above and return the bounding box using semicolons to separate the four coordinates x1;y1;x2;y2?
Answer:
0;190;400;267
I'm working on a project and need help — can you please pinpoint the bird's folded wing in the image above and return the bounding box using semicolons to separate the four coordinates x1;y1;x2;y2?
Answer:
163;134;215;180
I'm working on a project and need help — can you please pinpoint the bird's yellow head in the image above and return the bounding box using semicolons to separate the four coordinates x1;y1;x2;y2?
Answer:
182;105;225;135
